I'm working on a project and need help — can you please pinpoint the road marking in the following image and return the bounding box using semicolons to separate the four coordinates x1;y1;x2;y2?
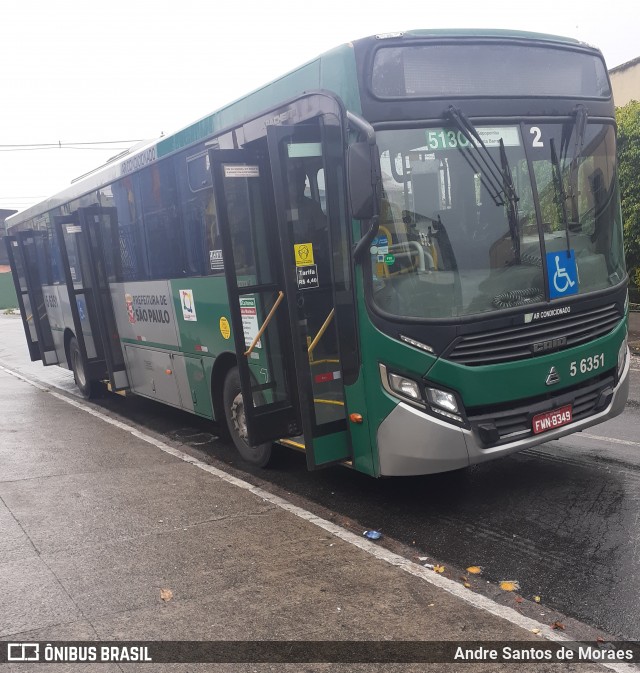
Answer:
578;433;640;448
0;363;636;672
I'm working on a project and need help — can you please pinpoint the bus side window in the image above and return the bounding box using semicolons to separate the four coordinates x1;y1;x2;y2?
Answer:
139;161;185;279
176;149;211;277
111;176;149;281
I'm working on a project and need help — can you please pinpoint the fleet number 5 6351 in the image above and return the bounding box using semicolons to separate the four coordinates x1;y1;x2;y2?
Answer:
570;353;604;377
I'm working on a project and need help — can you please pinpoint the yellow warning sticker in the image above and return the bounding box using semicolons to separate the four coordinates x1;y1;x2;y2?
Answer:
219;316;231;339
294;242;314;267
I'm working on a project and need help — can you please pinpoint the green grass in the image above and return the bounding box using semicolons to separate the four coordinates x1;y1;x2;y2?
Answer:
0;273;17;309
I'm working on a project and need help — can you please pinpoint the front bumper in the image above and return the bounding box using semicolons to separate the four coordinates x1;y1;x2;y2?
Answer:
376;352;630;476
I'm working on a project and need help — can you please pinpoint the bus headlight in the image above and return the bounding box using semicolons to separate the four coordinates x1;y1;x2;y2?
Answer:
426;387;460;415
388;372;422;401
618;335;628;376
380;364;464;424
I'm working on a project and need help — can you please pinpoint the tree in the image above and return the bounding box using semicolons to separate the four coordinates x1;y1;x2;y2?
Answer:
616;100;640;289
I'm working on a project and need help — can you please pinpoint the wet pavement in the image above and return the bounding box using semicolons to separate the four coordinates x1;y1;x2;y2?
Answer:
0;310;640;670
3;344;621;672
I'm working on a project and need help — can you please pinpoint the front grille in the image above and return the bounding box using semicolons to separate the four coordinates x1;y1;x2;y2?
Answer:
467;373;615;447
447;304;621;366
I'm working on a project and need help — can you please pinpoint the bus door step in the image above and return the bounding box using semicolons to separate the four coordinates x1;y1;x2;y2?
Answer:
278;436;306;451
105;380;128;397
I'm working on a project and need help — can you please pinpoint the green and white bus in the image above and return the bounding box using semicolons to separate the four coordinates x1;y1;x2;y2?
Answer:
6;29;630;476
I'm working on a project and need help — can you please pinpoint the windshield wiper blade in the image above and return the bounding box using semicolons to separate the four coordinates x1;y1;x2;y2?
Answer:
499;138;521;263
446;105;506;206
571;104;588;163
447;106;522;262
550;137;572;257
568;104;588;222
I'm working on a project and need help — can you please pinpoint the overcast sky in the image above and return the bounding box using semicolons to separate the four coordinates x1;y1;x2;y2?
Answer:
1;0;637;215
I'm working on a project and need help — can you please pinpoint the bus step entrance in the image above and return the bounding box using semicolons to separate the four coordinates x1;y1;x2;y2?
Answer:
105;380;128;397
277;432;353;468
278;436;306;451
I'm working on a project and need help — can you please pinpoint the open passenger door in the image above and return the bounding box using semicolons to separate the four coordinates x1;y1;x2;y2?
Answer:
209;101;353;468
5;231;58;364
53;207;129;391
210;149;302;445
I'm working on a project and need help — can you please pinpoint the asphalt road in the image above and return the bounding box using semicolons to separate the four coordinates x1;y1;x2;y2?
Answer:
1;314;639;641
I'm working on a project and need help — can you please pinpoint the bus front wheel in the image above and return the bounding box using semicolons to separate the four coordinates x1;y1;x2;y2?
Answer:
69;337;100;399
223;367;273;467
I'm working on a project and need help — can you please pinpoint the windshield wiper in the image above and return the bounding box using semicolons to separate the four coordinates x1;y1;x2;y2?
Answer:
446;105;521;262
550;137;572;257
446;106;506;206
499;138;521;263
568;104;588;223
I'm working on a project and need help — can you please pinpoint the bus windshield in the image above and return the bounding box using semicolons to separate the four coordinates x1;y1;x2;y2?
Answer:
371;122;625;320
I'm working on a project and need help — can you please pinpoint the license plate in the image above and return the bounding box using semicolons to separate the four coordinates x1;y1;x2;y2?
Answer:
532;405;573;435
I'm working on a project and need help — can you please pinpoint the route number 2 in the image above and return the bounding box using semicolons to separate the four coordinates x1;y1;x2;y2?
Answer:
530;127;544;147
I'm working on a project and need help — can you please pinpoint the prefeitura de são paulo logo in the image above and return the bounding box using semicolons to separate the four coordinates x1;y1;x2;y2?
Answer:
125;293;136;324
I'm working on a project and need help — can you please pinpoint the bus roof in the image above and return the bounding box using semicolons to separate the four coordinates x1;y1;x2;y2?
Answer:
7;40;358;230
6;28;598;230
399;28;589;47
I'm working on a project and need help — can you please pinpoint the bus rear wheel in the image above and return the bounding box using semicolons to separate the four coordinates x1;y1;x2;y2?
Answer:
223;367;273;467
69;337;100;399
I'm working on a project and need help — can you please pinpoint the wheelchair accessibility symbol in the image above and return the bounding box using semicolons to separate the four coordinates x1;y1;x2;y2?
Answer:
546;250;579;299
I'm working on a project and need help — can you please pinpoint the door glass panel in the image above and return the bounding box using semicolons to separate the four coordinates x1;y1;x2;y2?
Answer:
11;242;28;292
275;124;346;427
61;225;85;285
21;234;56;357
59;223;98;360
217;158;292;419
244;289;290;410
12;240;38;343
30;234;57;358
86;209;127;376
221;163;274;286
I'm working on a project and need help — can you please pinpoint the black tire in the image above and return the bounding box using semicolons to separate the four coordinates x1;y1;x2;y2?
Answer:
223;367;273;467
69;337;100;399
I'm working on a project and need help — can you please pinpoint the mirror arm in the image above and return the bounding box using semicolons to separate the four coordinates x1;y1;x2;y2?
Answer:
347;111;376;146
353;215;380;263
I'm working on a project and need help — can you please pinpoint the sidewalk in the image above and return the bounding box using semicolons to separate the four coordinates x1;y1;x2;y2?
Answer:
0;364;619;672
